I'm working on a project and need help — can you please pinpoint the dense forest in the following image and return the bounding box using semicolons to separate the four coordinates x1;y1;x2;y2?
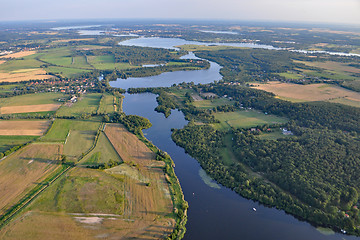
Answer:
171;82;360;234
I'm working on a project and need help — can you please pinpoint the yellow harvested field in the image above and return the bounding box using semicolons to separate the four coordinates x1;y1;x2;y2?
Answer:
253;81;360;106
0;60;5;65
0;144;62;215
0;69;53;83
0;120;50;135
104;123;175;239
1;51;36;59
0;103;61;114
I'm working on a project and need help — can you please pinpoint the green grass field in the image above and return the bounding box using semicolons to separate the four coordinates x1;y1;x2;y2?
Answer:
278;72;303;80
29;167;124;214
41;119;101;143
87;55;136;70
0;135;38;152
193;98;234;109
56;93;102;118
0;58;43;72
0;93;64;107
212;110;288;130
63;130;97;161
97;93;116;114
80;132;122;166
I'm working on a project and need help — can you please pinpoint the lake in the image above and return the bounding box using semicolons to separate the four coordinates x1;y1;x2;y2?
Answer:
118;36;360;57
109;52;222;89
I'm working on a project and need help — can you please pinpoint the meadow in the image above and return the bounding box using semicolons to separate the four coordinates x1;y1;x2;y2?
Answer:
80;132;122;166
55;93;102;118
40;119;101;143
212;110;288;130
193;98;234;109
0;144;62;215
0;93;64;107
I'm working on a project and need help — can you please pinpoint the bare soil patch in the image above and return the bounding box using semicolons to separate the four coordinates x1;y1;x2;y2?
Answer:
0;120;50;136
0;103;61;114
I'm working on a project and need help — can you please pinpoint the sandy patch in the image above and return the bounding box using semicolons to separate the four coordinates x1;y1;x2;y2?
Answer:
0;103;61;114
74;217;103;224
1;51;36;59
0;69;53;83
0;120;50;136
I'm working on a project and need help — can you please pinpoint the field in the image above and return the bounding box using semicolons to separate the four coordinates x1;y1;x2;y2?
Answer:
55;93;102;118
0;93;64;108
0;120;50;136
0;124;175;239
278;71;303;80
41;119;101;142
212;110;288;130
293;60;359;82
104;123;175;238
0;69;53;83
80;132;122;166
1;51;36;59
0;144;62;215
295;60;360;75
0;104;61;115
63;127;99;161
97;93;116;114
193;98;235;109
253;81;360;107
0;136;38;153
87;55;136;70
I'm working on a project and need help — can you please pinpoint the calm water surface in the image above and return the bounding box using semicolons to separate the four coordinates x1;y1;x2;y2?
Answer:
109;52;222;89
119;36;360;57
122;93;358;240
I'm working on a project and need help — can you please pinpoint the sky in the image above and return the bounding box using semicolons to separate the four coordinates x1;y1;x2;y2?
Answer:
1;0;360;25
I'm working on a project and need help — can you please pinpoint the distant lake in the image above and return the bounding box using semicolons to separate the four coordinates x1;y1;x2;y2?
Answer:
200;30;239;35
78;30;138;37
118;37;278;50
119;37;360;57
51;25;102;30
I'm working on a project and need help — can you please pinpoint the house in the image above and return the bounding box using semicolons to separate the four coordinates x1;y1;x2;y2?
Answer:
281;128;293;135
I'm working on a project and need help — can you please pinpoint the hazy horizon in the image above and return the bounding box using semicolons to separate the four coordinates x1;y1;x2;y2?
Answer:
1;0;359;25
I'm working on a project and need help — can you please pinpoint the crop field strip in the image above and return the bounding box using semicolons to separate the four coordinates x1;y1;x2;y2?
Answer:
253;81;360;107
0;120;50;136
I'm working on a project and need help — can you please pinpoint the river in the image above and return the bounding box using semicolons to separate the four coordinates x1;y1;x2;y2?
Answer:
113;37;359;239
122;93;357;240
